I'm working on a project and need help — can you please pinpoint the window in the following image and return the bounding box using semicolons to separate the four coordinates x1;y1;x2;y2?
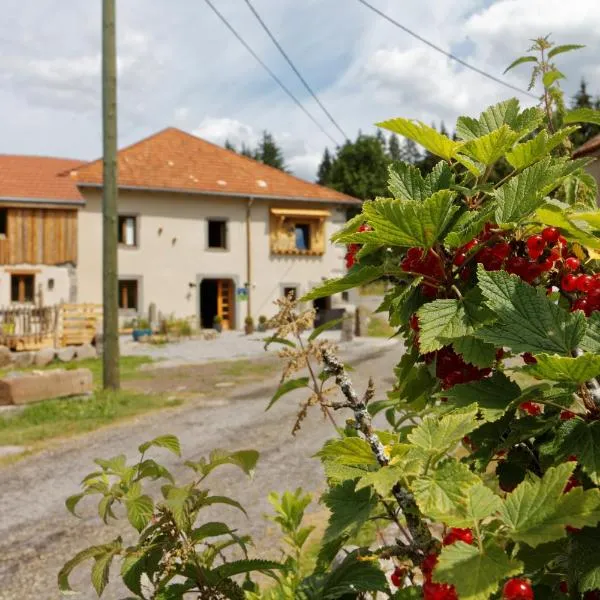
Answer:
119;279;138;311
11;274;35;303
208;219;227;249
283;286;298;300
118;216;137;247
0;209;7;237
294;224;311;251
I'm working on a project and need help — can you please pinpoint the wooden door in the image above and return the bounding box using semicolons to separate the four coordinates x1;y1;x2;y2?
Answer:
217;279;234;330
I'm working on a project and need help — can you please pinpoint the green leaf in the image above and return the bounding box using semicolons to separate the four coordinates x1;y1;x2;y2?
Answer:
322;461;367;484
582;313;600;353
459;125;519;166
212;559;286;579
362;190;459;249
407;405;479;454
125;485;154;532
91;550;117;596
503;55;537;73
321;480;377;543
203;495;248;516
377;118;461;161
542;69;565;88
301;265;384;301
493;157;569;224
535;203;600;250
564;108;600;126
94;454;129;476
356;465;405;496
191;522;235;543
451;336;497;368
380;278;424;327
506;127;577;170
435;542;523;600
163;486;192;531
266;377;309;410
444;204;496;249
556;420;600;485
308;317;344;341
569;526;600;593
456;99;520;140
138;434;181;457
137;459;174;483
476;267;586;354
66;493;86;517
388;160;453;202
524;353;600;383
548;44;585;58
500;463;600;547
186;449;260;479
441;372;521;422
263;335;296;350
417;289;493;353
321;550;388;598
317;437;379;467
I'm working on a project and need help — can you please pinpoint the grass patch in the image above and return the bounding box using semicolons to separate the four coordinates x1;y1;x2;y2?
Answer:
219;358;277;378
0;355;154;387
0;390;181;447
367;316;395;338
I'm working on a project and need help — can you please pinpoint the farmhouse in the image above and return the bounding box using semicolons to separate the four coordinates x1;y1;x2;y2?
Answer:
67;128;359;329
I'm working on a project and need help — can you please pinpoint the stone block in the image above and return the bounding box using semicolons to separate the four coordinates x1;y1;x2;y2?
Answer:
0;368;93;406
34;348;56;367
13;352;33;369
57;346;76;362
0;346;13;368
75;344;97;361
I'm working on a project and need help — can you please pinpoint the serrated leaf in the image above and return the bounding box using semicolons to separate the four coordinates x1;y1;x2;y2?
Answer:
330;212;366;243
138;434;181;457
212;559;286;579
190;449;260;478
317;437;379;467
548;43;585;58
66;493;86;517
266;377;309;410
361;190;459;249
564;108;600;126
543;69;565;88
503;55;537;73
444;204;496;248
355;465;405;496
535;203;600;250
476;267;586;354
582;313;600;353
91;550;117;596
323;462;368;484
556;420;600;485
322;480;377;542
456;99;520;140
452;336;496;368
322;551;388;598
301;265;384;301
459;125;519;166
203;495;248;516
377;118;461;161
388;160;453;202
506;127;577;170
524;353;600;383
569;526;600;593
435;542;523;600
500;463;600;546
94;454;129;476
407;406;479;454
440;372;520;422
417;289;494;353
120;553;146;597
309;317;344;341
379;278;424;327
263;335;296;350
125;488;154;532
190;522;236;543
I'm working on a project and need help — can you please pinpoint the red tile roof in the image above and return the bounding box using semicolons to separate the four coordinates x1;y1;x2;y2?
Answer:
573;134;600;158
69;127;359;204
0;155;83;204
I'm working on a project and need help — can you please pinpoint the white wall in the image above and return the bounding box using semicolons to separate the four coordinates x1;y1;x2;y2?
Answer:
0;264;73;307
77;189;351;327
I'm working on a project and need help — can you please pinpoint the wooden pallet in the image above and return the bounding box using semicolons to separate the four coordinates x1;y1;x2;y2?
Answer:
59;303;102;347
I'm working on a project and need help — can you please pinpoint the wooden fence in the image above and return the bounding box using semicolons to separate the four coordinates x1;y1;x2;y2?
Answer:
0;303;102;351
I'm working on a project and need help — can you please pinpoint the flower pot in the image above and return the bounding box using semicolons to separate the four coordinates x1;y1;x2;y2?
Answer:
132;328;153;342
213;323;222;333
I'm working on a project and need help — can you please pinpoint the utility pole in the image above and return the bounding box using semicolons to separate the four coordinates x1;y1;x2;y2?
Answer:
102;0;120;389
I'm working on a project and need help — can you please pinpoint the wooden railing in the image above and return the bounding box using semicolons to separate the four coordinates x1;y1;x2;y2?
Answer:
0;303;102;351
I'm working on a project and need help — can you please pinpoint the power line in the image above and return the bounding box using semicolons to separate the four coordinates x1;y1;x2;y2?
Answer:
203;0;340;146
242;0;349;142
356;0;538;100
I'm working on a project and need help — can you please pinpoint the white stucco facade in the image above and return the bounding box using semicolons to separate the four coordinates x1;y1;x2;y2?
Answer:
0;264;74;307
77;189;350;328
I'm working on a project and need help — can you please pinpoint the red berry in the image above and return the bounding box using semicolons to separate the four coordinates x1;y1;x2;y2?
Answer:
584;591;600;600
496;348;505;361
572;298;591;316
409;313;420;332
500;481;517;493
453;252;467;266
443;527;474;546
423;581;458;600
558;235;567;247
522;352;537;365
527;234;546;258
542;227;560;244
577;274;594;293
560;410;576;421
564;474;580;493
566;525;582;534
491;242;511;261
502;578;534;600
568;455;578;462
519;401;541;416
358;223;371;232
561;274;578;292
565;256;580;271
421;553;439;579
559;581;568;594
464;239;479;251
390;572;402;587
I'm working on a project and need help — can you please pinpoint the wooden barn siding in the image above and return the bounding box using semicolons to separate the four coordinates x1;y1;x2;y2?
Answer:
0;208;77;265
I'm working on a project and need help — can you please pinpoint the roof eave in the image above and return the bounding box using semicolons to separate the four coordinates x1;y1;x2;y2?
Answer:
0;196;84;207
76;182;361;205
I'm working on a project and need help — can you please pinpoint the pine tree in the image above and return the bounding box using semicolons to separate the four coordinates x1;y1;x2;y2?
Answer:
240;142;254;158
317;148;333;185
254;131;288;172
375;129;386;150
400;138;421;164
571;78;600;147
388;134;402;162
224;139;236;152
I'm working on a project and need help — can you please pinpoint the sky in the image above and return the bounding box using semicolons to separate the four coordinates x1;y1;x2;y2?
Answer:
1;0;600;182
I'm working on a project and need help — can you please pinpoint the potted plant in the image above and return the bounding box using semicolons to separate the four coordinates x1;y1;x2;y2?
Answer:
213;314;223;333
244;316;254;335
257;315;268;332
132;317;152;342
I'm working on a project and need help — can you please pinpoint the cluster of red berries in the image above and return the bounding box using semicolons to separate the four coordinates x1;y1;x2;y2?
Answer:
560;256;600;316
390;566;405;588
344;224;371;269
402;248;446;297
502;578;534;599
428;344;492;390
420;552;457;600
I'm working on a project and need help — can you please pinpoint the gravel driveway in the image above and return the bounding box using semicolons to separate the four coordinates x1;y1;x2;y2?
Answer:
0;338;402;600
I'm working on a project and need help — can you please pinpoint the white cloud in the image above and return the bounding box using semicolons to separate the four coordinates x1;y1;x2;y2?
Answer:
193;117;260;149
